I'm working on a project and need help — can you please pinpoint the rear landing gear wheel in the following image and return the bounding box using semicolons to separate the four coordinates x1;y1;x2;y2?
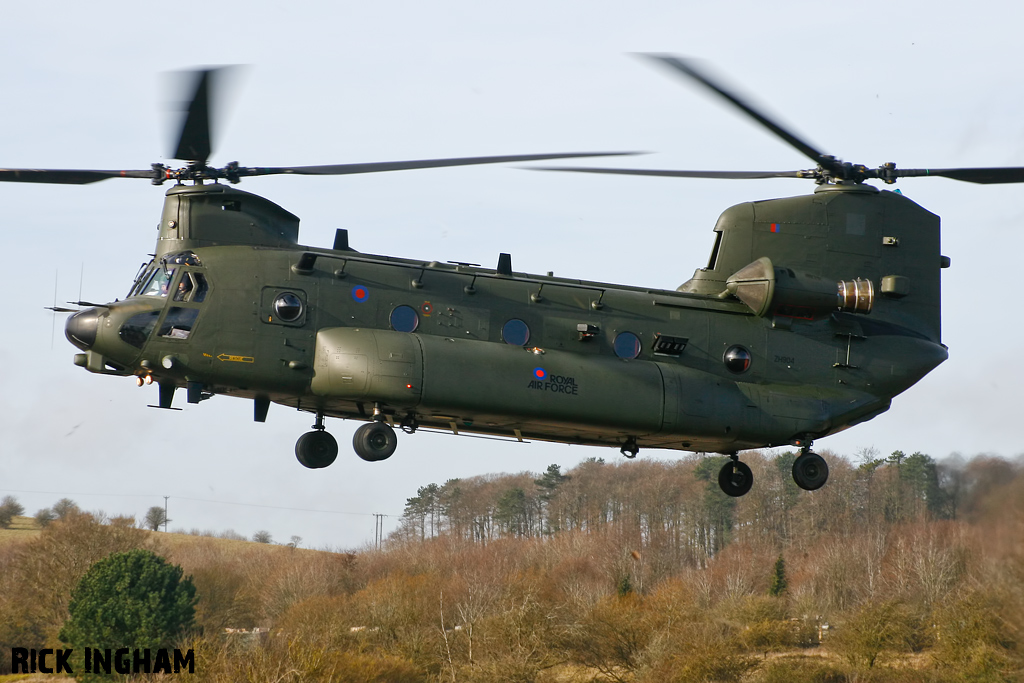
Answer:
295;430;339;469
718;459;753;497
792;451;829;491
353;422;398;462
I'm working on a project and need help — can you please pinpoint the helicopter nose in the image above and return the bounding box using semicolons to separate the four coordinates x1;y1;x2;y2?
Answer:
65;308;100;350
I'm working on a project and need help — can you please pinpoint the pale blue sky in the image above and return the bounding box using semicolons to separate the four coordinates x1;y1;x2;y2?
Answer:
2;1;1022;548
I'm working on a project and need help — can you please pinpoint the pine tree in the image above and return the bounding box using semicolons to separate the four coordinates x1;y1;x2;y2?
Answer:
769;554;788;597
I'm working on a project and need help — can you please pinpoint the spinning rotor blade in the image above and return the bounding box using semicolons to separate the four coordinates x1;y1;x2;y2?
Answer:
171;69;215;164
642;54;837;173
0;154;640;186
0;168;155;184
233;152;640;178
0;66;637;187
534;56;1024;188
889;167;1024;184
529;166;803;180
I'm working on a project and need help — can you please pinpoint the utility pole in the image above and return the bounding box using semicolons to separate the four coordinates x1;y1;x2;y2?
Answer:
373;513;386;549
163;496;170;533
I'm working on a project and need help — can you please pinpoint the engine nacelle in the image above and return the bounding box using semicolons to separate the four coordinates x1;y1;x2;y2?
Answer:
726;257;873;319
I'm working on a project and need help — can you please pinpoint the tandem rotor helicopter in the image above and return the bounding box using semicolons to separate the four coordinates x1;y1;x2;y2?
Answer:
8;56;1023;498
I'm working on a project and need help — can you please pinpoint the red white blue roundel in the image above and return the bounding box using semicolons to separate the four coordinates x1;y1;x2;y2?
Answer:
351;285;369;302
533;367;547;380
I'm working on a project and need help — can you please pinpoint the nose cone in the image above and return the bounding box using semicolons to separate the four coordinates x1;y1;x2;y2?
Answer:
65;308;100;350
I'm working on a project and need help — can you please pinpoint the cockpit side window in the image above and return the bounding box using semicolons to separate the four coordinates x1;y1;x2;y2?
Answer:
120;310;160;348
159;307;200;339
192;272;209;302
173;271;209;303
173;273;193;302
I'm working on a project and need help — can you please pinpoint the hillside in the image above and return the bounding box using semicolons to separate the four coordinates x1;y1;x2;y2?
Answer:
1;451;1021;682
0;514;316;555
0;516;42;544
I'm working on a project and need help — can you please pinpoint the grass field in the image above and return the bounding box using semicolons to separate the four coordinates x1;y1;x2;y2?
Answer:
0;517;41;544
0;515;322;558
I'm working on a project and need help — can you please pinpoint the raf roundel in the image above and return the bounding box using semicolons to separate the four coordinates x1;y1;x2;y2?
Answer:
351;285;369;303
533;367;547;381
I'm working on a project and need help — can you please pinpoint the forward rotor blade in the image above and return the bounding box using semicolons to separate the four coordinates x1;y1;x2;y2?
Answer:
642;54;835;172
528;166;804;180
893;167;1024;184
172;69;215;164
0;168;155;184
234;152;641;178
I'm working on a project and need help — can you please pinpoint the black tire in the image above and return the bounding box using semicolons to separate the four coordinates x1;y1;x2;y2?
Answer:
718;460;753;497
295;430;339;469
792;452;829;491
353;422;398;462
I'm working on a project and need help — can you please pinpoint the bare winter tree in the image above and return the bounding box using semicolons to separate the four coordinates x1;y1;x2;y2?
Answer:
143;506;167;531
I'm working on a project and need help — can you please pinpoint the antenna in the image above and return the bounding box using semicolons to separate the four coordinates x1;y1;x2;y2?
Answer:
50;270;58;349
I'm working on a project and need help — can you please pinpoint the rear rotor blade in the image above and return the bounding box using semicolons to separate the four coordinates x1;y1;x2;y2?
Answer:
528;166;804;180
232;152;641;178
642;54;836;173
0;168;155;184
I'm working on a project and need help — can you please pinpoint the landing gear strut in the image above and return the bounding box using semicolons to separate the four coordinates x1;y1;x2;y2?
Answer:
718;454;753;497
295;411;338;469
620;437;639;459
792;445;829;491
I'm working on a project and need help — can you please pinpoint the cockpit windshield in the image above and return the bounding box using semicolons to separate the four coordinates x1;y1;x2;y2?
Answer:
140;267;175;297
128;251;203;299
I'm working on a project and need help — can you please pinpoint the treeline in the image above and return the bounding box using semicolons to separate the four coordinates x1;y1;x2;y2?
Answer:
396;451;994;572
0;451;1020;682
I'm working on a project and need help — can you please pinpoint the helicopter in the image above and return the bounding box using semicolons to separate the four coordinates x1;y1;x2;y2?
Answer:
7;58;1022;499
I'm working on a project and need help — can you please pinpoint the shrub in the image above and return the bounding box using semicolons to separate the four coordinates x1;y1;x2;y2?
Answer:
59;549;196;650
830;600;923;668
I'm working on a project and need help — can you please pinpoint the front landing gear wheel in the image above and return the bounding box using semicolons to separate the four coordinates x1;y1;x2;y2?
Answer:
718;459;753;497
792;452;829;491
295;430;339;469
353;422;398;462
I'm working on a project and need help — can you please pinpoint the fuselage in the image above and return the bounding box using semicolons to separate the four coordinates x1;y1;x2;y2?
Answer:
65;182;948;456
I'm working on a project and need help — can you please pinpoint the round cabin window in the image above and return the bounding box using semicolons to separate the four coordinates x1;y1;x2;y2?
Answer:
273;292;304;322
613;332;642;359
723;345;752;373
390;305;419;333
502;319;530;346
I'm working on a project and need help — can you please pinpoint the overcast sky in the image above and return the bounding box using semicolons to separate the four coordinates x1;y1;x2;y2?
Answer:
2;2;1022;549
